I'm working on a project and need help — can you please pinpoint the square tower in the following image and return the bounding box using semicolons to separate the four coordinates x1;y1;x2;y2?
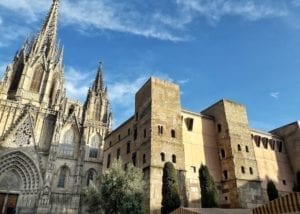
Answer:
135;77;186;211
202;100;263;208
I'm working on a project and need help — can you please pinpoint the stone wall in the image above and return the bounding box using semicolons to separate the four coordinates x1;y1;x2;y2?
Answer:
202;100;263;208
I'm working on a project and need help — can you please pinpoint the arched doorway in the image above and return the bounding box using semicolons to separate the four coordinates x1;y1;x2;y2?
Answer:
0;151;41;214
0;171;21;214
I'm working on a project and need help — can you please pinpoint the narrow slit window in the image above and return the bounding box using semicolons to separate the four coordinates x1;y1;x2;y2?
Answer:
171;129;176;138
117;148;121;160
241;166;245;174
223;170;228;179
127;142;131;154
221;149;225;158
245;146;249;153
172;154;176;163
249;167;253;175
217;124;222;133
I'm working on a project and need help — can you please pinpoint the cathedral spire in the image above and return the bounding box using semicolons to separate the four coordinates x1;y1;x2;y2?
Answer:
31;0;60;58
92;62;104;92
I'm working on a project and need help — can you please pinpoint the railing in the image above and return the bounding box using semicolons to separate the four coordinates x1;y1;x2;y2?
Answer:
253;192;300;214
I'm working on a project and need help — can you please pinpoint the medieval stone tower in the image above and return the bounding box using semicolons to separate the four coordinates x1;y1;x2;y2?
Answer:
201;100;263;208
0;0;111;213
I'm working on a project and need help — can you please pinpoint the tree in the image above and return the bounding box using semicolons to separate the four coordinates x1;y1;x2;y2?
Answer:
84;160;144;214
161;162;181;213
199;164;218;208
101;161;144;214
267;180;279;201
83;187;101;214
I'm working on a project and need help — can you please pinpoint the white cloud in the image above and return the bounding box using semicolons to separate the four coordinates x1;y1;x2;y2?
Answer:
107;76;148;127
108;76;147;104
270;92;280;99
64;66;93;102
176;0;287;23
0;0;48;21
63;66;148;127
0;24;30;47
177;79;189;85
292;0;300;7
0;0;289;44
60;0;185;42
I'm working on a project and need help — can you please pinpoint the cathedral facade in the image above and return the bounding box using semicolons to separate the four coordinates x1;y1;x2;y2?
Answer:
1;1;300;214
0;0;111;213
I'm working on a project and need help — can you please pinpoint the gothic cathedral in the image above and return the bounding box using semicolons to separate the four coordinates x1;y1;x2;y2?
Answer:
0;0;111;213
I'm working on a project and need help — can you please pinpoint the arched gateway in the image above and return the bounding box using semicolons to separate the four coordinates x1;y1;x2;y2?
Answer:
0;151;42;214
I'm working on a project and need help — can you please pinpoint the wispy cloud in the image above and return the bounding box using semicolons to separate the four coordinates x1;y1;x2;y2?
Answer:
270;92;280;99
176;0;287;23
107;76;148;127
64;66;93;102
60;0;186;42
63;65;148;127
108;76;147;103
0;24;30;47
292;0;300;7
177;79;189;85
0;0;48;21
0;0;292;44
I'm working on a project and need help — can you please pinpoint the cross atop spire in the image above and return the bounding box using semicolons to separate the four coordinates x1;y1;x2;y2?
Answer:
92;62;105;92
31;0;61;58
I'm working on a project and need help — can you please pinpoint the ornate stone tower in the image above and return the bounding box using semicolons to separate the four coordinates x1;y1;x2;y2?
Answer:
0;0;64;109
0;0;112;213
83;62;111;127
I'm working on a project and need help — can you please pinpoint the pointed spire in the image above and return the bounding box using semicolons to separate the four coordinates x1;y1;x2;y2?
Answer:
92;61;104;92
31;0;60;58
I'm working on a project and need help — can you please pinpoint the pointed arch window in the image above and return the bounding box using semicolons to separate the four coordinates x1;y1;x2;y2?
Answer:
94;100;101;120
87;169;96;187
30;65;44;93
58;166;68;188
49;74;60;105
9;63;24;91
89;134;100;158
59;128;75;157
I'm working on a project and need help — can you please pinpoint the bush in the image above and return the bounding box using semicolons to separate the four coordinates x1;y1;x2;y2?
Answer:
199;164;218;208
83;187;101;214
84;160;144;214
161;162;181;213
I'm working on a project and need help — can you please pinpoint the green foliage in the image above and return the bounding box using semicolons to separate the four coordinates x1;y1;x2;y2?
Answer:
83;187;101;214
84;160;144;214
267;180;279;201
199;164;218;208
293;171;300;192
161;162;181;213
101;160;144;214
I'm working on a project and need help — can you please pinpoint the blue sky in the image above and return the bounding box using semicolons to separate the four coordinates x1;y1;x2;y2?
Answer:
0;0;300;130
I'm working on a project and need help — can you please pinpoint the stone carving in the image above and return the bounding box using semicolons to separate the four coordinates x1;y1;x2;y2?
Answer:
12;115;33;146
